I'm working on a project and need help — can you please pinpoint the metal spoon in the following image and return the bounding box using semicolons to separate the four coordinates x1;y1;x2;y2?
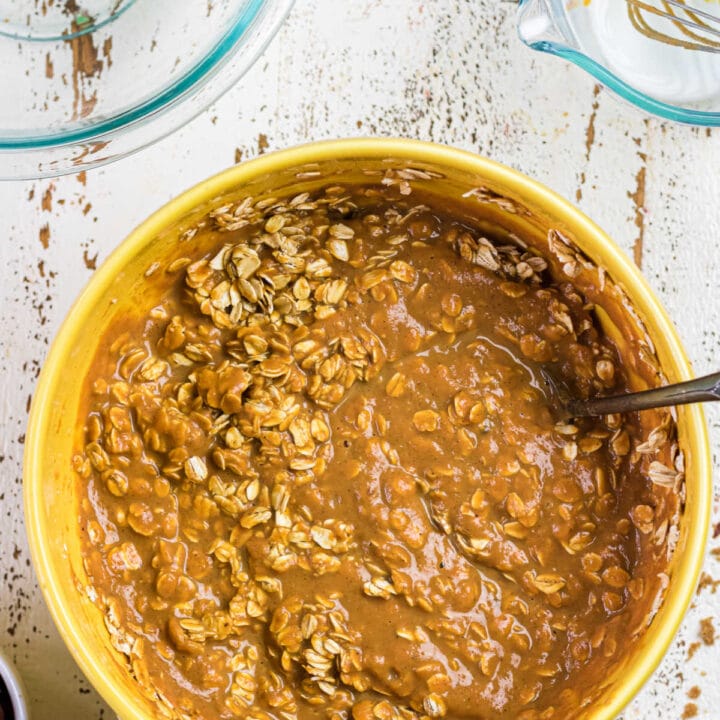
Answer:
540;368;720;422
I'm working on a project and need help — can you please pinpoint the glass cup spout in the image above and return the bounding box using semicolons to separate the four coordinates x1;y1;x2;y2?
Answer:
517;0;581;53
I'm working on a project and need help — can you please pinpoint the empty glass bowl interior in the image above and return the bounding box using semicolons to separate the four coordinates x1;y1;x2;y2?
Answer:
518;0;720;126
0;0;137;41
0;0;294;179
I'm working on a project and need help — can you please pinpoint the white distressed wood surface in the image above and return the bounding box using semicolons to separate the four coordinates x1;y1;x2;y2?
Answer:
0;1;718;718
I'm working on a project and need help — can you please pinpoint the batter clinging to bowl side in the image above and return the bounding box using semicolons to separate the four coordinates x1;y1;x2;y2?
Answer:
75;182;681;719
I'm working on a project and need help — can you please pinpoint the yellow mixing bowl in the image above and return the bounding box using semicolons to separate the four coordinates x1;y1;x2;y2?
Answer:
24;138;711;720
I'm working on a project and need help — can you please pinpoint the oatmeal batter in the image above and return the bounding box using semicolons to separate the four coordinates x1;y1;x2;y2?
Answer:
75;184;679;720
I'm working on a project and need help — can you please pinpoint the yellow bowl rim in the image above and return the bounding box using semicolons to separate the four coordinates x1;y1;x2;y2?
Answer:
23;137;712;720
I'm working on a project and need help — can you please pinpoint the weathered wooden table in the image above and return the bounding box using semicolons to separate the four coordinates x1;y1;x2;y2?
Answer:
0;2;717;718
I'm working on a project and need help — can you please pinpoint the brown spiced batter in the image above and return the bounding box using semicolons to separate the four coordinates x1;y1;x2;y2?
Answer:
75;184;679;720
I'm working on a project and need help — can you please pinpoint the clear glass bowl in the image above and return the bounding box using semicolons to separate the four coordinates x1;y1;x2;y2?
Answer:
0;0;294;179
517;0;720;126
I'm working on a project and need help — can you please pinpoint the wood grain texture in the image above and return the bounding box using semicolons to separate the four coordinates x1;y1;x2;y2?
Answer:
0;1;718;717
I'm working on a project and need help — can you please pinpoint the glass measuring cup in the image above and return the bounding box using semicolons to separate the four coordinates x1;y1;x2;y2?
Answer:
517;0;720;125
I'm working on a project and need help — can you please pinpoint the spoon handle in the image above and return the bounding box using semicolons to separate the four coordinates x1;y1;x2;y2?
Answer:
568;371;720;417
